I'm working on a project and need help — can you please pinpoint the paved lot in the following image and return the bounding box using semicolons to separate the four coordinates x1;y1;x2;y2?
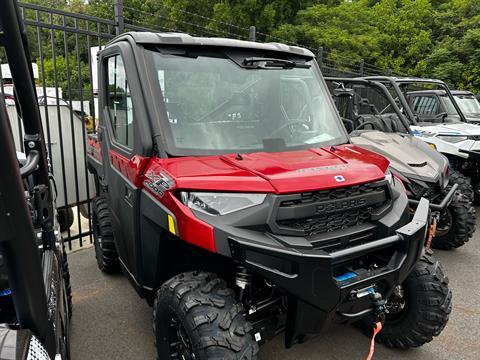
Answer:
70;215;480;360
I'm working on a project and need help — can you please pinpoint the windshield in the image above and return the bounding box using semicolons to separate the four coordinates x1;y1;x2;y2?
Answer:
454;95;480;115
147;49;347;155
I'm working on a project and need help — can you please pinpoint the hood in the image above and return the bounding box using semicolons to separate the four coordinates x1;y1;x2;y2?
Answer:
465;113;480;123
350;131;448;183
415;122;480;136
147;145;389;194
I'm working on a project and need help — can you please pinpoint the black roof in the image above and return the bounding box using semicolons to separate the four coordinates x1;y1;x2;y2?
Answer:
107;31;315;59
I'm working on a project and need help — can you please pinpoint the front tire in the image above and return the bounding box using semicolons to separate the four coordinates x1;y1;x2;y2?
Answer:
154;271;258;360
432;192;476;250
376;251;452;348
448;170;474;202
92;196;119;273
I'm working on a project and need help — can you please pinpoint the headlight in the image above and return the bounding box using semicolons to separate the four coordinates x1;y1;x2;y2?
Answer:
179;192;267;216
384;169;394;186
437;135;468;143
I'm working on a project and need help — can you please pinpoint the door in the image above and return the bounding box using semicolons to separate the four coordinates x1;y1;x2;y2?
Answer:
99;52;140;276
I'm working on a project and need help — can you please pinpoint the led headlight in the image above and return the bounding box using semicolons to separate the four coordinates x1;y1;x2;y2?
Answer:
384;169;394;186
179;192;267;216
437;135;468;143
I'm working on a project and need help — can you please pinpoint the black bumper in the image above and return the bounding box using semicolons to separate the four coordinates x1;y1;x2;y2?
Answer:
409;183;458;211
228;198;430;346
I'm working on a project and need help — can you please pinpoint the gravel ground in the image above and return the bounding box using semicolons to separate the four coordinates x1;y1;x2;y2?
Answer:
69;214;480;360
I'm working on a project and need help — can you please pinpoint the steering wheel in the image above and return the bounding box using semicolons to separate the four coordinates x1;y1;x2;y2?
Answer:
354;120;382;131
270;120;311;138
435;112;448;121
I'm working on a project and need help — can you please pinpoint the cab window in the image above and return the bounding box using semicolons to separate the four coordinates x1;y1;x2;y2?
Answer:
410;96;438;115
106;55;134;148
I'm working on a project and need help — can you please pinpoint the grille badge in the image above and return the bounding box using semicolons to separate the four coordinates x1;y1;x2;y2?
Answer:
334;175;345;182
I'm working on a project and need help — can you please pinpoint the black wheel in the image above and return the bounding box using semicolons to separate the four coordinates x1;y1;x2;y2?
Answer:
62;243;73;319
372;250;451;348
448;170;474;202
92;196;119;273
58;207;74;232
154;271;259;360
432;192;476;250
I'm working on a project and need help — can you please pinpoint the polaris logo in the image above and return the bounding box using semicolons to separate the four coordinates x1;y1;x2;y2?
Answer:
334;175;345;182
316;198;367;213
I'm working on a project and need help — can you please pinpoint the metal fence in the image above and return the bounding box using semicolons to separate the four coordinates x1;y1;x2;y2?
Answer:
0;2;119;249
0;1;393;250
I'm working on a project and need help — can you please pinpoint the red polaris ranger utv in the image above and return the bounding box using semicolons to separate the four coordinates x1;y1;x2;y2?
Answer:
87;32;451;359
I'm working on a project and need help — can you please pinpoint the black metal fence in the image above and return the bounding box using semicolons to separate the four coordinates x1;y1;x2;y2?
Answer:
0;2;119;249
0;1;393;250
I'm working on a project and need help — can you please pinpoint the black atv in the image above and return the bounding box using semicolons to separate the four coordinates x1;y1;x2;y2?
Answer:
326;77;476;250
0;0;71;358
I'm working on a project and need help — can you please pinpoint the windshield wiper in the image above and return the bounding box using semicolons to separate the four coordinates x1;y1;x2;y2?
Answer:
243;57;310;69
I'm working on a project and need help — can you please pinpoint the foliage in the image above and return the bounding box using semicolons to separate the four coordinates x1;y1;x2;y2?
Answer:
18;0;480;93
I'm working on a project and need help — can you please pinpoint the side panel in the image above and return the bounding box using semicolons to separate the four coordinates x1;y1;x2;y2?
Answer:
97;41;152;281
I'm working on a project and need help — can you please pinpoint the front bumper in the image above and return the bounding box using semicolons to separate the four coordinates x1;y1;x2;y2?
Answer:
409;183;458;211
228;198;430;346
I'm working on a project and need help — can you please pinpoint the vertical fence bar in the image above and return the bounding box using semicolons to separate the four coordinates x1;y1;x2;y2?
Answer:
249;26;256;42
35;9;54;171
49;12;72;249
63;15;83;247
76;18;93;244
317;47;324;68
87;21;96;124
114;0;124;35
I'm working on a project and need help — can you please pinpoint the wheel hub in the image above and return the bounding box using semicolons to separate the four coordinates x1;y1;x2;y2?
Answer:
386;285;406;315
435;209;452;236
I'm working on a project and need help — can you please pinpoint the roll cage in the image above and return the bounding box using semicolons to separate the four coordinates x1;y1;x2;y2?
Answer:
325;77;412;134
363;76;467;125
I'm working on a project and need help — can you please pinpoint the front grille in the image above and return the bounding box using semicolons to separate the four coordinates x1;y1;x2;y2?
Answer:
278;207;372;235
274;181;390;238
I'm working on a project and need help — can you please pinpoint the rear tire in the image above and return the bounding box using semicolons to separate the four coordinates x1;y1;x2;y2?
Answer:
448;170;474;202
370;251;451;348
92;196;119;273
432;192;476;250
154;271;258;360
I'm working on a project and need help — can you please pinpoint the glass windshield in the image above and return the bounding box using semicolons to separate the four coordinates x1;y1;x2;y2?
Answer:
148;49;347;155
454;95;480;115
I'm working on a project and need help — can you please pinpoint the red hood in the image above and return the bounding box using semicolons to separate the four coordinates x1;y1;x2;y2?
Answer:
147;145;389;194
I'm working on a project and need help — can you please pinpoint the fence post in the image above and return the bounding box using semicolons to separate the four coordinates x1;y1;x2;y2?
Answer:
317;47;324;67
249;26;256;42
359;59;365;76
114;0;124;35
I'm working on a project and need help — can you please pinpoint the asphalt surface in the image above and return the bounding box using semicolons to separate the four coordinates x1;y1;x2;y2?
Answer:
69;215;480;360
